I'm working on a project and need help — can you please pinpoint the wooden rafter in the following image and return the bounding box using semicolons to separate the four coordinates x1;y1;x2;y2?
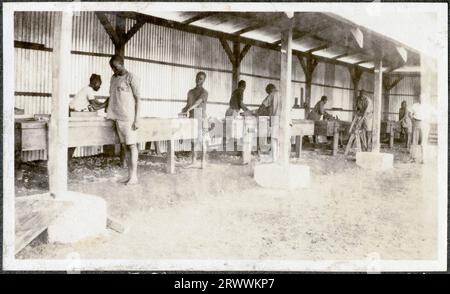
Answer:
239;44;252;61
383;76;403;91
306;44;329;54
95;12;120;46
219;38;235;65
354;59;372;65
123;18;146;43
182;12;216;25
116;11;375;73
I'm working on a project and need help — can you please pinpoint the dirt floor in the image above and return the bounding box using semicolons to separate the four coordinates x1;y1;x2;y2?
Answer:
15;141;439;262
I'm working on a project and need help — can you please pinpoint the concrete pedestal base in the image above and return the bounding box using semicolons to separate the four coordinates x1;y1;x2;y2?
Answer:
356;152;393;171
47;191;107;244
254;163;310;190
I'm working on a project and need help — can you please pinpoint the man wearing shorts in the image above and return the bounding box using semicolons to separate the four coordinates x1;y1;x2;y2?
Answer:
181;71;208;166
356;92;373;151
107;55;141;185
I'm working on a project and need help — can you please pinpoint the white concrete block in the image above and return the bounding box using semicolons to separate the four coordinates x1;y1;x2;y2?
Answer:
254;163;310;190
47;191;107;244
356;152;393;171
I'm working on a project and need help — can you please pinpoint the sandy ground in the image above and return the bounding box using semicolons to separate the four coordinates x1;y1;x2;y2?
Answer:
15;141;439;262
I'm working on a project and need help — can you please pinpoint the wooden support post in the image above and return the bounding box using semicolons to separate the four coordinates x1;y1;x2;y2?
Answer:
166;139;175;174
232;41;241;91
48;11;72;197
295;135;302;158
389;125;395;148
349;66;363;119
382;76;403;121
115;14;126;57
278;20;293;166
372;60;383;153
332;124;339;156
219;39;251;93
297;54;318;113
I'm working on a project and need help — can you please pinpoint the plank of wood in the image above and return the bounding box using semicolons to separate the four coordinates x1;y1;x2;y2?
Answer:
295;135;303;158
16;117;199;151
166;139;175;174
107;217;126;234
15;194;72;254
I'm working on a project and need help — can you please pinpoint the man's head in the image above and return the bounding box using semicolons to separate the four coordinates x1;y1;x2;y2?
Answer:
238;80;246;90
401;100;407;108
196;71;206;87
321;95;328;104
109;55;126;75
265;83;276;94
89;74;102;91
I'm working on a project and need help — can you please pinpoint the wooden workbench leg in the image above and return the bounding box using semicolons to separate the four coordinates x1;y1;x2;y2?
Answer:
295;135;302;158
201;136;207;169
389;126;394;148
355;133;362;152
332;129;339;156
155;142;162;155
242;130;251;165
166;139;175;174
344;134;355;156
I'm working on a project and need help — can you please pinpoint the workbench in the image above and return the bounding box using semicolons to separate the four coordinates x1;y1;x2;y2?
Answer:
381;120;401;148
313;120;352;156
221;116;315;163
15;116;199;174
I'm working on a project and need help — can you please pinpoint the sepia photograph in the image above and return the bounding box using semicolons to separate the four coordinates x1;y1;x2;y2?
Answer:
2;2;448;272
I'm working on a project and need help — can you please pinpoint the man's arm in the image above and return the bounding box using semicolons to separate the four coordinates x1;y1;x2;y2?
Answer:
130;74;141;130
184;91;207;113
238;91;249;111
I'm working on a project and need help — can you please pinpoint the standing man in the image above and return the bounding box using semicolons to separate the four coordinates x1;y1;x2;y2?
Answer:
107;55;141;185
225;80;249;117
181;71;208;166
255;83;281;160
256;83;281;117
398;100;412;148
356;92;374;151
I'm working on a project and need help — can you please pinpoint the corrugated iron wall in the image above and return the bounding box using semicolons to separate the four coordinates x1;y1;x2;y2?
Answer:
14;11;419;161
387;76;420;121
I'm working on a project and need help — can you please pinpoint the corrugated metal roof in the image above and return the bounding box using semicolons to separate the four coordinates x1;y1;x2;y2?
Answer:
131;11;420;70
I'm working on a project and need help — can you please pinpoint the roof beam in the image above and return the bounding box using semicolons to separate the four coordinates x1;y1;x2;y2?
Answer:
219;38;235;65
306;44;329;54
233;14;285;35
123;18;146;43
239;44;252;61
182;12;216;25
332;52;350;60
95;12;120;46
353;59;372;65
116;11;374;73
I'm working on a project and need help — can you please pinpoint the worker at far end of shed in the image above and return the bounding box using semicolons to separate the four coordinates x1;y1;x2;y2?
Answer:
225;80;249;117
355;91;374;151
307;95;329;121
399;100;412;148
107;55;141;185
180;71;209;166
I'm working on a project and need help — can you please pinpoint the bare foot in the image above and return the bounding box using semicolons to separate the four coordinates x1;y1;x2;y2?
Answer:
125;177;139;185
120;178;130;184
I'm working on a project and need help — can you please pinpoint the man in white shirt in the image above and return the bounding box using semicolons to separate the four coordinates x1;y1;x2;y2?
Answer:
69;74;104;113
410;101;431;164
411;102;429;145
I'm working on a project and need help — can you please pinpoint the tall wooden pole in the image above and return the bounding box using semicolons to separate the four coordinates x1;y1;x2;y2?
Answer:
48;11;72;197
232;41;241;91
372;59;383;153
278;19;293;166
